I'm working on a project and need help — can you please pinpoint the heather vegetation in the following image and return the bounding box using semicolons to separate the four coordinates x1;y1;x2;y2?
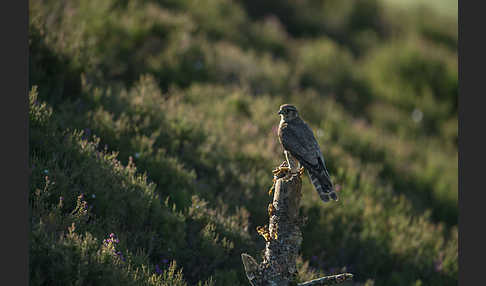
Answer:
29;0;457;285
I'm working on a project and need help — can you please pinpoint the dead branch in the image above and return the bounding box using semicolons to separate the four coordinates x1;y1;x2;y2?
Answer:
241;163;353;286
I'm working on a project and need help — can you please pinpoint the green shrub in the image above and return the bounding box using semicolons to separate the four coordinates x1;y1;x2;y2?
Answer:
294;38;374;114
29;88;257;285
29;0;457;285
361;38;458;136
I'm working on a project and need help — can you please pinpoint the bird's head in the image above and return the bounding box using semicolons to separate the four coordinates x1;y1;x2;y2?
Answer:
278;104;299;122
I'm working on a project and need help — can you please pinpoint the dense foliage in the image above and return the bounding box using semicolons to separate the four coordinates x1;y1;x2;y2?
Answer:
29;0;457;285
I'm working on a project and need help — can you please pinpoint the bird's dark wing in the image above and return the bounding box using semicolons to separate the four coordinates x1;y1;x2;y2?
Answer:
280;119;322;168
279;120;318;165
280;119;337;202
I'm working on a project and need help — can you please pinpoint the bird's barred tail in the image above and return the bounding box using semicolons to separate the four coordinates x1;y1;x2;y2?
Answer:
308;170;338;203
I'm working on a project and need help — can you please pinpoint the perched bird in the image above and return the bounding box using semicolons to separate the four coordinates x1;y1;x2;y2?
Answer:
277;104;338;203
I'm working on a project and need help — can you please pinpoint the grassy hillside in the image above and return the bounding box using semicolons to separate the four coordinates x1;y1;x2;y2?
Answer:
29;0;457;285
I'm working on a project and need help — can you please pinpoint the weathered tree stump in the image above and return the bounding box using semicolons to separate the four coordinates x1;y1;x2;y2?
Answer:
241;164;353;286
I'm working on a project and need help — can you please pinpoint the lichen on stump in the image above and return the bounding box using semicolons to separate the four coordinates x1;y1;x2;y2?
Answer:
241;163;353;286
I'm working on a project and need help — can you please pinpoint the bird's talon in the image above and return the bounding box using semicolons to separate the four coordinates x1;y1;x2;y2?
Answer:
298;167;305;176
279;166;291;172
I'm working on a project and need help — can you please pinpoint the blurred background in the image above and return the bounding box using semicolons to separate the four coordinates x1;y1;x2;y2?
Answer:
29;0;457;285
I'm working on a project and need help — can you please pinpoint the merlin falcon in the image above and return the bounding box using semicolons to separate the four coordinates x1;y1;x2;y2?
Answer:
277;104;338;203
